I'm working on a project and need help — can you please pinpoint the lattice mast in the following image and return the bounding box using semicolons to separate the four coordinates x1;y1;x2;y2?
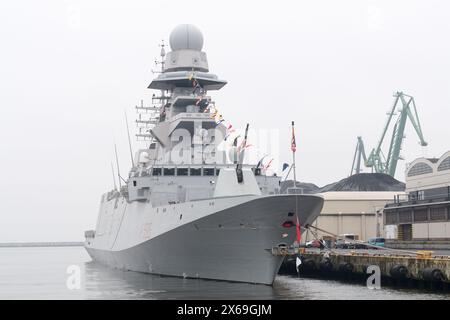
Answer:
135;40;170;147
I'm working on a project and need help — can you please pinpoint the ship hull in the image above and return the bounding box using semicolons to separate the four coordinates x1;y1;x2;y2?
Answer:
85;194;323;285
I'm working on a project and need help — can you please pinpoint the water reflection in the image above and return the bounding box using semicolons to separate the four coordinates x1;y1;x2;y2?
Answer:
84;261;278;300
0;247;448;300
83;261;449;300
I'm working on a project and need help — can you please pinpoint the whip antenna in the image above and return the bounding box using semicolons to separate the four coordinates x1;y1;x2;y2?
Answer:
114;142;123;189
111;162;117;191
124;110;134;167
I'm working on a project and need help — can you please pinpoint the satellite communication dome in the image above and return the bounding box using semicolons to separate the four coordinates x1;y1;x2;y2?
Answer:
169;24;204;51
138;151;150;165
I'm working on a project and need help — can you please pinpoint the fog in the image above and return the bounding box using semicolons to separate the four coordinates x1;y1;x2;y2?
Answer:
0;0;449;241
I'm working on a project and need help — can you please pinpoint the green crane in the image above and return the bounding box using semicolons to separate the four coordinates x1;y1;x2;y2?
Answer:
350;92;427;177
350;136;367;176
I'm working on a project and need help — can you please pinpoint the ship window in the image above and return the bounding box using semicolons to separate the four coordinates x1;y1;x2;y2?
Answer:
163;168;175;176
216;169;220;176
190;168;201;176
133;180;137;187
149;143;156;150
177;168;188;176
407;162;433;177
204;168;215;176
152;168;162;176
418;190;425;200
438;157;450;171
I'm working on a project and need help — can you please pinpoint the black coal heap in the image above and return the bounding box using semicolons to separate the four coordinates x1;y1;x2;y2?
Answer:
281;173;405;193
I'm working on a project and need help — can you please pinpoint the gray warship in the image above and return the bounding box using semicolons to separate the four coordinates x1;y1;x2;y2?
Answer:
84;24;324;285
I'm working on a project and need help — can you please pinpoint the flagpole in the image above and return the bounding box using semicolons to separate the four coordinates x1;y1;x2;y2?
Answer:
291;121;297;185
291;121;301;246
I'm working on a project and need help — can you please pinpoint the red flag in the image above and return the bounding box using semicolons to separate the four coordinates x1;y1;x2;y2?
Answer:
263;158;274;170
291;121;297;153
296;214;301;243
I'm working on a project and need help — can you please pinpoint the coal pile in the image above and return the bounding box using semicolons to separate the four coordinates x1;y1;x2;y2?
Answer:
319;173;405;192
281;173;405;193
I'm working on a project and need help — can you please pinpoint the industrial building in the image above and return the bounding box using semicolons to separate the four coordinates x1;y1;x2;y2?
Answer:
304;191;403;242
384;151;450;240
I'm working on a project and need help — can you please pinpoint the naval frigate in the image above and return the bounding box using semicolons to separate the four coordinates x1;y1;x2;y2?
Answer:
84;24;324;285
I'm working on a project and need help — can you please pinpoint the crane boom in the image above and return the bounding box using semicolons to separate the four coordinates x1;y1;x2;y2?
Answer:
350;136;368;176
351;92;427;177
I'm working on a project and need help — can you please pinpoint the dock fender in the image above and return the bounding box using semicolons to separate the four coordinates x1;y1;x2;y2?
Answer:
420;268;446;282
302;259;317;271
338;262;354;273
389;264;408;279
319;258;333;272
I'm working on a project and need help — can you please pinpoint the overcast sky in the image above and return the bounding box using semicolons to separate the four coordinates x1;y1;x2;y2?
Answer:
1;0;449;242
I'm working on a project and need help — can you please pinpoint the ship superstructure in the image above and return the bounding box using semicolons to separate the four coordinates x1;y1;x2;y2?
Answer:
84;24;324;285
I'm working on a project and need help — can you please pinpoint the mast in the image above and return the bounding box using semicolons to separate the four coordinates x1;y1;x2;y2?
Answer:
135;40;169;147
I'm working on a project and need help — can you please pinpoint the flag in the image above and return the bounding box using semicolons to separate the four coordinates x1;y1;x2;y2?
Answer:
237;137;247;153
227;124;234;132
224;124;235;140
296;256;302;270
295;214;301;243
282;163;289;171
215;115;224;125
210;109;218;119
291;121;297;153
263;158;274;170
256;155;268;169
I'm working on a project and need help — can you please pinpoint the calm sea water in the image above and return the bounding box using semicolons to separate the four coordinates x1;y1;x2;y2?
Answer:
0;246;448;300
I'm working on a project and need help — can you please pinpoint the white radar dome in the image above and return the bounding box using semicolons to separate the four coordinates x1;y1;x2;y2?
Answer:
138;151;150;165
169;24;204;51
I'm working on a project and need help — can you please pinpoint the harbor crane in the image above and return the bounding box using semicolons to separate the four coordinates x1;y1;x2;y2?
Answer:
350;92;427;177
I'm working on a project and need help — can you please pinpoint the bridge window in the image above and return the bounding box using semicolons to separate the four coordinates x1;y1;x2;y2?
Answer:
163;168;175;176
152;168;162;176
177;168;188;176
407;162;433;177
190;168;201;176
438;157;450;171
203;168;215;176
